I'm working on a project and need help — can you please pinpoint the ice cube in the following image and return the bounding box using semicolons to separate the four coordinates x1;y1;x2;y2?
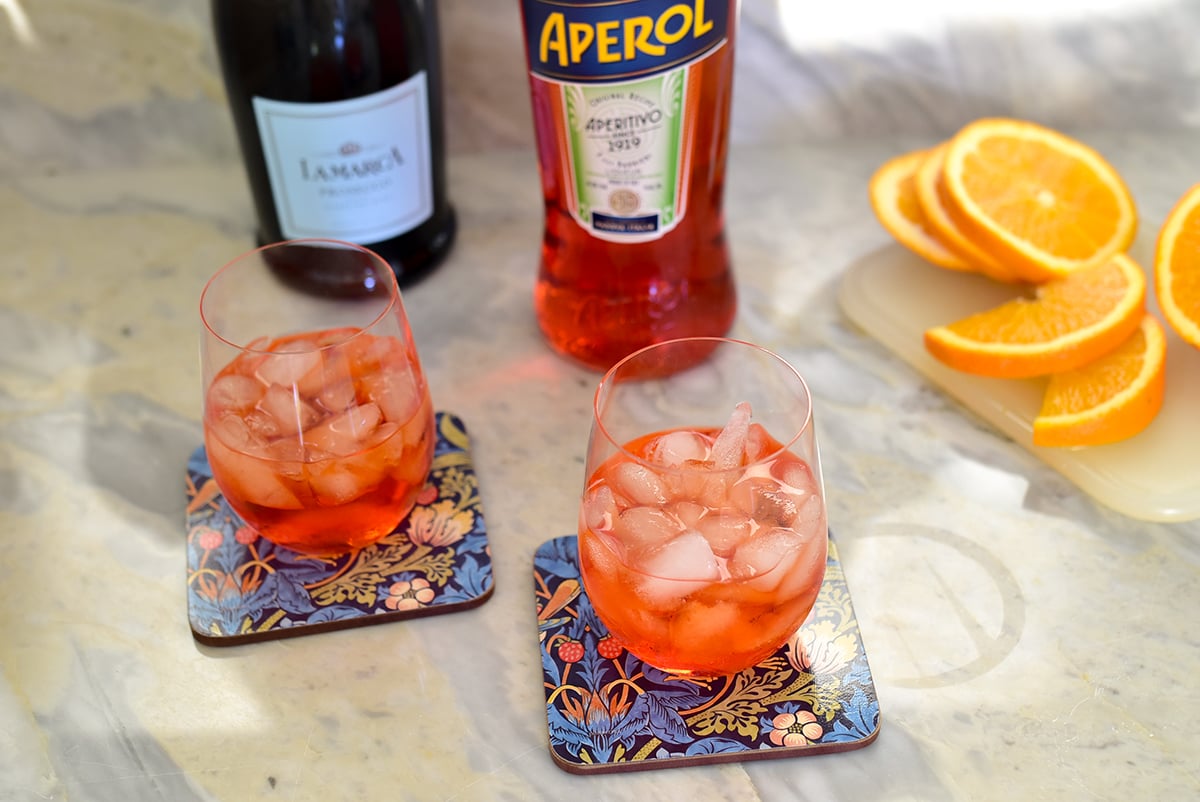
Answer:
647;430;711;468
773;458;819;495
307;464;370;505
402;397;434;448
297;348;354;400
608;461;670;506
793;493;826;532
209;413;253;452
774;528;827;602
303;443;334;463
361;364;421;424
351;422;418;487
304;424;395;504
669;599;745;657
233;466;305;510
671;500;707;528
244;408;283;442
316;379;357;414
710;402;752;470
688;467;739;514
363;422;402;462
208;437;304;510
630;530;720;609
254;341;321;388
211;413;271;460
695;511;753;558
303;402;383;456
613;506;684;555
728;527;807;593
256;383;320;436
347;333;407;374
744;423;774;463
579;529;622;582
208;374;264;416
394;430;434;488
582;484;620;534
265;438;306;480
369;401;431;487
730;476;805;527
658;458;711;502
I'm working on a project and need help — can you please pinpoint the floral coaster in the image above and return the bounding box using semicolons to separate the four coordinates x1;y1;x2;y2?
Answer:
533;532;880;774
186;412;493;645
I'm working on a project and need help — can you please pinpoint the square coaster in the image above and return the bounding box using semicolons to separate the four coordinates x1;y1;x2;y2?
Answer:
186;412;493;645
533;532;880;774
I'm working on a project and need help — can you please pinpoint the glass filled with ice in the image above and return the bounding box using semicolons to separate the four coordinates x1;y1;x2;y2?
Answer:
578;338;828;677
200;239;435;556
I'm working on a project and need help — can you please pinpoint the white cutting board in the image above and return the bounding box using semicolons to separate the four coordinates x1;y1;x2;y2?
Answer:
837;243;1200;523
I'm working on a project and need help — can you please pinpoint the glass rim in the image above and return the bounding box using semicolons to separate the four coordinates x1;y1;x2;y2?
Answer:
593;336;815;473
199;238;399;354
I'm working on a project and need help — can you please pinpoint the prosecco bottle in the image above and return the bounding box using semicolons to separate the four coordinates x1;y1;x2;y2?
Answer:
212;0;455;293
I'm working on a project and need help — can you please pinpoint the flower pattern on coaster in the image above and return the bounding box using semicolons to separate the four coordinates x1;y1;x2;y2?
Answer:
186;412;493;645
533;533;880;774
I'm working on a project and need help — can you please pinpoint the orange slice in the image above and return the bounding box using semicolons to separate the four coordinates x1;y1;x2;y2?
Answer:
1153;182;1200;348
924;253;1146;378
1033;314;1166;447
913;144;1020;283
941;118;1137;282
868;149;973;271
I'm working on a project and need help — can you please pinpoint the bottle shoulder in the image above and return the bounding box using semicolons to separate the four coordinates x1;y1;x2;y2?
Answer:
213;0;428;103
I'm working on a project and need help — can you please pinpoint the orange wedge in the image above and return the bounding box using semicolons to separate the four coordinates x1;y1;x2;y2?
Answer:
868;149;973;272
941;118;1137;282
1033;314;1166;447
924;253;1146;378
913;144;1020;283
1154;182;1200;348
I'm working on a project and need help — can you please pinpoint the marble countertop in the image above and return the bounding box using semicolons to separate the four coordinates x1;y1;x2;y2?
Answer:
2;1;1199;800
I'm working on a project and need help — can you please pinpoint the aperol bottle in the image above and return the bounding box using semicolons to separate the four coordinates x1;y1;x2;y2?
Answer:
519;0;739;370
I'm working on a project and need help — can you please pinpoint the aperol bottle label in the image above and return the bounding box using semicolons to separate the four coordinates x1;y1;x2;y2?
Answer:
521;0;731;242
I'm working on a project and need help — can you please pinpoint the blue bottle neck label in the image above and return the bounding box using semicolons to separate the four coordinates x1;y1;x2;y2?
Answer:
521;0;730;84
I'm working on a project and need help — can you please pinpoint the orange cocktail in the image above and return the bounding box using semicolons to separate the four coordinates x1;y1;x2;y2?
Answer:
578;338;829;677
201;240;434;555
204;327;433;554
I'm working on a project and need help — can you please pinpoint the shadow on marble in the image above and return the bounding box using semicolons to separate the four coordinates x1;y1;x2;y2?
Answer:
733;0;1200;144
2;0;1197;177
440;0;1200;154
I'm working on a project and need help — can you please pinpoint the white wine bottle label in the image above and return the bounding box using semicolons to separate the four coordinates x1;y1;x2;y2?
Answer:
521;0;731;243
252;73;434;244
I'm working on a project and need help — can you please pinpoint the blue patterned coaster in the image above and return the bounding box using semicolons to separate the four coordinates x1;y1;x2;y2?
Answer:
186;412;493;645
534;532;880;774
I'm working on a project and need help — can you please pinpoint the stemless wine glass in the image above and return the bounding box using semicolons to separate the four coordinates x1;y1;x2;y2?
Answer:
200;239;436;556
577;337;829;677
